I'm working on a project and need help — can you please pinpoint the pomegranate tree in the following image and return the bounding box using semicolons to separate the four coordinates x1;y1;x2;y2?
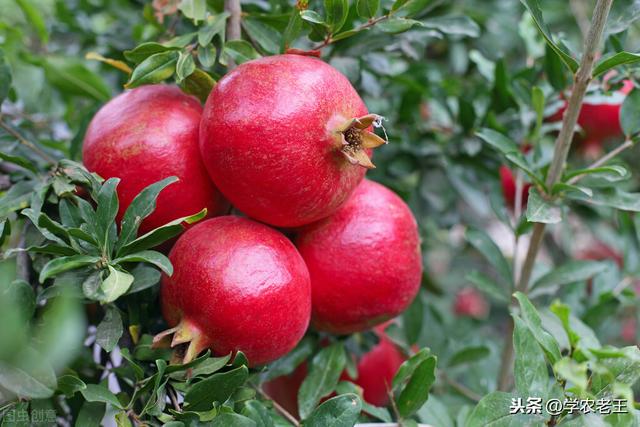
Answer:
83;85;228;234
296;179;422;334
157;216;311;366
199;54;386;227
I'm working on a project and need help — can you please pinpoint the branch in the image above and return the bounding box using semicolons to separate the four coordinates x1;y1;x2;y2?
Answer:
255;386;300;427
224;0;242;69
567;139;634;185
0;117;57;164
496;0;614;391
312;15;389;50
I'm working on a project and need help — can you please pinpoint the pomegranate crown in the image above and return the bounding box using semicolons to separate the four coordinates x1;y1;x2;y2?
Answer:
337;114;388;169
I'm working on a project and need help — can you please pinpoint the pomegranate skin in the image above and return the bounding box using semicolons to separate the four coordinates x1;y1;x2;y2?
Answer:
160;216;311;366
83;85;228;235
499;166;531;210
199;54;371;227
296;180;422;334
453;287;489;319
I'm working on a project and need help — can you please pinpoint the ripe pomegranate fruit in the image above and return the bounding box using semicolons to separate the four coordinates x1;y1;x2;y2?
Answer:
157;216;311;366
453;287;489;319
547;80;633;155
83;85;228;235
295;179;422;334
499;166;531;210
576;241;623;268
199;54;386;228
263;328;405;415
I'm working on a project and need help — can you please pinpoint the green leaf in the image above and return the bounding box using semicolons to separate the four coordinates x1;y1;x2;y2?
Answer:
394;351;437;418
593;52;640;78
465;228;513;286
532;86;544;136
242;400;275;427
466;271;510;302
402;292;423;345
526;188;562;224
176;51;196;83
422;16;480;37
118;208;207;256
242;19;281;55
335;381;391;422
76;401;106;427
591;346;640;398
96;306;123;352
521;0;579;72
57;374;87;397
123;43;179;64
95;177;119;250
100;266;134;303
513;316;550;398
392;0;433;18
448;345;490;367
125;51;179;89
113;250;172;275
224;40;261;65
178;0;207;23
513;292;562;364
0;218;11;247
551;182;593;198
80;383;123;408
356;0;379;18
476;128;519;155
39;255;99;283
180;69;216;103
324;0;349;32
263;336;314;381
298;343;347;419
620;89;640;137
531;260;608;291
0;347;57;399
283;9;304;49
185;365;248;411
305;394;361;426
43;57;111;101
465;391;546;426
377;18;423;34
187;354;232;378
115;411;133;427
564;165;627;181
198;13;229;46
554;357;588;391
211;413;257;427
300;10;326;25
16;0;48;43
0;49;11;104
128;264;162;294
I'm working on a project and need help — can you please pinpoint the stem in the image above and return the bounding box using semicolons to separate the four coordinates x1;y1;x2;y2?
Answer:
312;15;389;50
496;0;614;392
255;386;300;427
224;0;242;69
0;118;57;164
442;373;482;402
567;139;634;185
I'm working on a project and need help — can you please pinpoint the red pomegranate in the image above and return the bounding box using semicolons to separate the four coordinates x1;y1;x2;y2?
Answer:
295;179;422;334
576;241;624;268
499;166;531;210
547;80;633;153
157;216;311;366
83;85;228;234
199;54;386;228
263;329;405;415
453;287;489;319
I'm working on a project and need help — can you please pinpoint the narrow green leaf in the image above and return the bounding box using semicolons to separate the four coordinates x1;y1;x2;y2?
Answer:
95;178;119;250
298;343;347;419
526;188;562;224
39;255;99;283
0;49;12;103
513;292;562;364
465;228;513;286
16;0;49;43
464;391;546;426
113;250;172;275
448;345;490;367
242;400;275;427
224;40;261;65
80;383;123;408
242;19;281;54
356;0;379;18
476;128;519;154
211;413;257;427
395;352;437;418
593;52;640;77
513;316;550;398
0;218;11;247
126;51;179;89
176;51;196;83
377;18;423;34
305;394;361;426
44;57;111;101
324;0;349;32
198;13;229;46
178;0;207;23
184;365;248;411
100;266;134;303
466;271;510;302
123;43;178;64
180;68;216;103
620;89;640;137
421;15;480;37
96;306;123;352
0;347;57;399
300;10;326;25
531;260;608;290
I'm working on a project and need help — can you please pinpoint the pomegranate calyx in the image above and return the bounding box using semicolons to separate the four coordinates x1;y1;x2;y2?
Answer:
152;319;210;364
338;114;387;169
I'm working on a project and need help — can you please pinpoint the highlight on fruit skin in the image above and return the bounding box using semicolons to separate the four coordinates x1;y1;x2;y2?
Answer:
156;216;312;366
295;179;423;335
82;84;228;235
199;54;388;228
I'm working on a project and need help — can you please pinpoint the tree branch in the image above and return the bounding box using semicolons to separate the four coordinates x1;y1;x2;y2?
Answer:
496;0;614;391
567;139;634;185
224;0;242;69
0;117;57;164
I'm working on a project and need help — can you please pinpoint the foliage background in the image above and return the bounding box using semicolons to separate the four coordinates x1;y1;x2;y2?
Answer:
0;0;639;426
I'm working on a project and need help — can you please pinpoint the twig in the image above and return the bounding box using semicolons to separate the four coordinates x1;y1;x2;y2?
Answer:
255;385;300;427
0;118;57;164
224;0;242;69
167;385;181;411
567;139;634;185
442;373;482;402
312;15;389;50
496;0;614;391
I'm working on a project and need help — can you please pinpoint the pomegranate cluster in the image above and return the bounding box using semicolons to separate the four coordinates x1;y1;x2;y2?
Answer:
82;54;423;404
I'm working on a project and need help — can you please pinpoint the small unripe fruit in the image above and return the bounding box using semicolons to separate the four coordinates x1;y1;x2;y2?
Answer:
453;287;489;319
83;85;228;234
199;54;386;227
158;216;311;366
296;180;422;334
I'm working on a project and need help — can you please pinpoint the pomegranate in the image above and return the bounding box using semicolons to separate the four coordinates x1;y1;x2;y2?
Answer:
576;241;623;268
157;216;311;366
83;85;228;235
263;329;405;414
453;287;489;319
621;317;637;343
295;179;422;334
499;166;531;210
547;80;633;155
199;54;386;228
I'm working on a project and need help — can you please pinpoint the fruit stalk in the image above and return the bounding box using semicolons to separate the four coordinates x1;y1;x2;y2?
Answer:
497;0;614;391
